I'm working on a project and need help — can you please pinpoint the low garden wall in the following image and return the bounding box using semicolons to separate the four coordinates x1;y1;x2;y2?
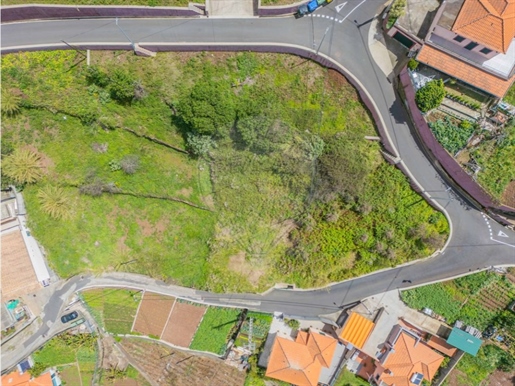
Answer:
1;4;204;23
399;66;515;223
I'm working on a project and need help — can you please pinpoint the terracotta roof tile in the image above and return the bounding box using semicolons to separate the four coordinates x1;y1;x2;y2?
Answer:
1;371;53;386
417;44;515;97
265;330;338;386
452;0;515;53
339;313;375;349
379;331;444;386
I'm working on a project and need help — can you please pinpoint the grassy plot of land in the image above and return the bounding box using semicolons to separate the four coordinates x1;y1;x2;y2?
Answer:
190;307;241;355
31;333;97;386
447;344;515;386
333;369;369;386
82;288;141;334
2;0;195;6
402;271;515;330
1;50;447;291
100;365;151;386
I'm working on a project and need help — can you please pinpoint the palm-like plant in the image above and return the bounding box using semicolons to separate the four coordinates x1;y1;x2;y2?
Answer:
2;148;44;184
37;185;73;220
1;88;22;116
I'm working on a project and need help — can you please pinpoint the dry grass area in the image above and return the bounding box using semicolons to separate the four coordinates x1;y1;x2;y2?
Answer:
161;301;206;347
132;292;175;337
120;338;246;386
1;230;41;301
502;180;515;208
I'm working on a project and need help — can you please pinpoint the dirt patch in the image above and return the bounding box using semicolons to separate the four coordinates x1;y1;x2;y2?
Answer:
161;301;207;347
501;180;515;208
455;149;470;166
486;369;515;386
202;194;215;211
177;187;193;198
154;217;170;236
120;338;246;386
137;219;153;238
446;368;466;386
25;144;54;175
132;292;175;338
101;335;129;371
228;251;265;287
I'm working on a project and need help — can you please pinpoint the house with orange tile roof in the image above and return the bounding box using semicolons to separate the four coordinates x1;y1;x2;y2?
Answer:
265;328;341;386
369;325;444;386
1;369;61;386
415;0;515;98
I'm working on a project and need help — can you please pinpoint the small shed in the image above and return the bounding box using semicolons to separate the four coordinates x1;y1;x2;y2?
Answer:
446;327;482;356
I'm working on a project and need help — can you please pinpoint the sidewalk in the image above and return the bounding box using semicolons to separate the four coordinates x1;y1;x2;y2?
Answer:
207;0;255;17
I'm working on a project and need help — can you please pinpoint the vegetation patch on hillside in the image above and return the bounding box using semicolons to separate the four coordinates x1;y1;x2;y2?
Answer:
1;50;448;291
2;0;195;6
189;307;241;355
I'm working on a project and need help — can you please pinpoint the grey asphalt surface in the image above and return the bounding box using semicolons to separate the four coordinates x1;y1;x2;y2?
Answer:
2;0;515;372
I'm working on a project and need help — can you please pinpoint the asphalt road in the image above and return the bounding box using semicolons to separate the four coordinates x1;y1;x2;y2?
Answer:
1;0;515;372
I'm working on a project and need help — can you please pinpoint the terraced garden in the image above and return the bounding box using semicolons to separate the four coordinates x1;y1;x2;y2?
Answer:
82;288;142;334
402;271;515;330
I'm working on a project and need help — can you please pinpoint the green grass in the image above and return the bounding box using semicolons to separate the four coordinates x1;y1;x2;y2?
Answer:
1;50;449;292
402;272;515;330
334;369;369;386
32;333;97;385
82;288;141;334
189;307;241;355
2;0;196;6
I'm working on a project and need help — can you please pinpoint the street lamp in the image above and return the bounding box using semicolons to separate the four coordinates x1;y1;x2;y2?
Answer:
315;25;332;56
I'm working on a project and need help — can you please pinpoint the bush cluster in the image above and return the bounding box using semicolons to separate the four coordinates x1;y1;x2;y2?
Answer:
415;79;445;112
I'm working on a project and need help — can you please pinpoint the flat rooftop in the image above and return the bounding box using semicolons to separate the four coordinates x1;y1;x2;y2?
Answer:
1;230;41;301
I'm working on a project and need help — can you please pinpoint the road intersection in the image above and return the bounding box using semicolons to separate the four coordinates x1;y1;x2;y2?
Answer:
1;0;514;372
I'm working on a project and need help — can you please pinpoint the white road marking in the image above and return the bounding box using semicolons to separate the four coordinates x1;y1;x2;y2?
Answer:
335;2;348;13
498;231;509;237
330;17;334;20
491;238;515;248
341;0;367;22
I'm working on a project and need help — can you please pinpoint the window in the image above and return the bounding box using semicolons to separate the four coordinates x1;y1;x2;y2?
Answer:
410;373;424;385
454;35;465;42
465;42;478;50
480;47;492;54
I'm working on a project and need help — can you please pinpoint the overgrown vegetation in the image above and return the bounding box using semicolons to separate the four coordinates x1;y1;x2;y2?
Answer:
416;79;446;112
402;272;515;330
429;117;476;155
451;344;515;385
82;288;141;334
1;50;447;291
472;124;515;200
31;333;97;385
189;307;241;355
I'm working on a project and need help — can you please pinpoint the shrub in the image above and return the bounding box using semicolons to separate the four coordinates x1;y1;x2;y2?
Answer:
416;79;445;112
37;185;73;220
286;319;300;329
407;58;419;71
120;155;140;175
1;87;22;116
178;78;236;137
86;66;109;88
389;0;407;19
108;69;136;104
2;148;44;185
109;160;121;172
186;133;215;158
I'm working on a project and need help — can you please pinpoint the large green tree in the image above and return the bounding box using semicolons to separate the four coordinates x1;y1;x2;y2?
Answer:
415;79;445;113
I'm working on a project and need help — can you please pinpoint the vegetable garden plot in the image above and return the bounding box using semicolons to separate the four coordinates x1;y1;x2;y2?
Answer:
132;292;175;338
161;300;207;347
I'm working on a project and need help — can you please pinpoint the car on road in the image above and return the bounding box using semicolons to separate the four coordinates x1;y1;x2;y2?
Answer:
61;311;79;324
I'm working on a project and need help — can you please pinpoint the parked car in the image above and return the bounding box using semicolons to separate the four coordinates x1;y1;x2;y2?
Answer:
295;0;333;18
482;325;497;339
61;311;79;324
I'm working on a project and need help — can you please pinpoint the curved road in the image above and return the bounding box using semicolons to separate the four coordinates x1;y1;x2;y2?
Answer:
1;0;515;371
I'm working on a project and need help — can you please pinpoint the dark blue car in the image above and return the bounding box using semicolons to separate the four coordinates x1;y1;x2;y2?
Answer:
61;311;79;323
